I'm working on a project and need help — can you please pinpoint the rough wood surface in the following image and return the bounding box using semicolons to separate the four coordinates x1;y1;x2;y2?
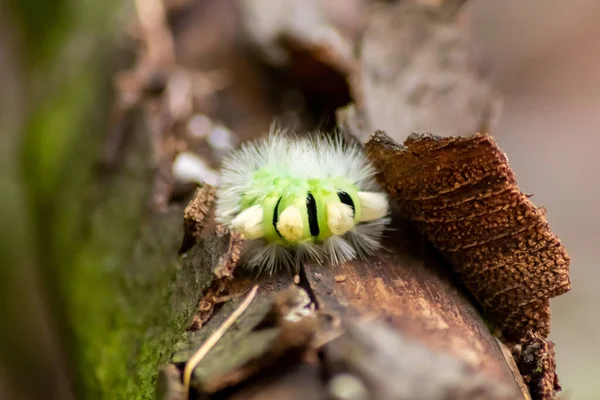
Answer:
304;223;515;382
163;189;524;399
365;131;571;338
346;1;503;143
323;319;518;400
365;130;569;399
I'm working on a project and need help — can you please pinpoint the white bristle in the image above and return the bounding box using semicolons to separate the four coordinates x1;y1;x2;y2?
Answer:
324;235;356;266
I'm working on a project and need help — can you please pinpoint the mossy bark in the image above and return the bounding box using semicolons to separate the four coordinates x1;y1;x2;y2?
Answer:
0;2;203;399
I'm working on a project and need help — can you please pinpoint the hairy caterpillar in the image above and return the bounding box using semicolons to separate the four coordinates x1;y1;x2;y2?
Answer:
215;130;390;273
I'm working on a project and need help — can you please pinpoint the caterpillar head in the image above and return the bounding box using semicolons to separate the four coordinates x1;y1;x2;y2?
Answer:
231;177;388;245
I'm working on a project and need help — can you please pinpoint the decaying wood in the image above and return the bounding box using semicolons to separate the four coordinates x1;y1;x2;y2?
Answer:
180;185;217;253
365;130;569;399
185;224;244;331
238;0;502;144
346;1;503;143
323;319;518;400
512;332;561;400
304;223;518;383
365;131;571;337
159;188;525;399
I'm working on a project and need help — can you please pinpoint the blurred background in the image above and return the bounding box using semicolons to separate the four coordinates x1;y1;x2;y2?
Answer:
1;0;598;399
470;1;600;398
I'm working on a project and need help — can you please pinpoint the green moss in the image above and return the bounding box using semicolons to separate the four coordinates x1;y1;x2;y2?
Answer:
4;0;205;398
53;118;203;399
6;0;69;66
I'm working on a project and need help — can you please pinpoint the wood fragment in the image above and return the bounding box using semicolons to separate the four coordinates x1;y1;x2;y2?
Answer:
365;130;570;399
171;280;318;395
305;223;519;386
186;224;245;330
323;319;521;400
349;1;502;143
183;285;259;394
512;332;560;400
156;364;186;400
365;130;570;341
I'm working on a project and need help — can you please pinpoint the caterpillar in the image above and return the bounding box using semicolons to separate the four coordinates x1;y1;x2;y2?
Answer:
215;129;390;274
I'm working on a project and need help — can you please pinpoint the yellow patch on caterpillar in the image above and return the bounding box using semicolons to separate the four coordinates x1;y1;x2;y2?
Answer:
277;206;305;242
231;205;264;239
327;202;355;235
358;192;389;222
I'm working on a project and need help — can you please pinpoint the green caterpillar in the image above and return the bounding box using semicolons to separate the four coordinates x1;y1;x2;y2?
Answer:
215;130;389;273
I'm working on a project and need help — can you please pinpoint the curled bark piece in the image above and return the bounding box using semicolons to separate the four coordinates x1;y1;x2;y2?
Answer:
180;184;217;253
365;130;570;399
365;130;570;343
495;300;551;340
186;224;244;330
